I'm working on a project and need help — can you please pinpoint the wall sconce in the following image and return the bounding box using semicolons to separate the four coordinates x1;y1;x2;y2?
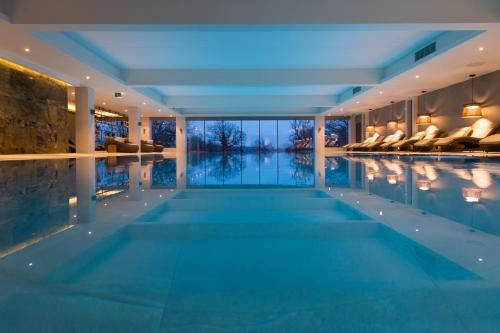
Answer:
462;74;482;118
179;128;183;134
416;180;431;191
387;120;398;129
387;174;398;185
318;127;322;133
462;187;482;203
416;114;432;125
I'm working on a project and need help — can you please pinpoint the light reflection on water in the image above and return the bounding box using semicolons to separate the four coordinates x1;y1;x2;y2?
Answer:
0;153;500;331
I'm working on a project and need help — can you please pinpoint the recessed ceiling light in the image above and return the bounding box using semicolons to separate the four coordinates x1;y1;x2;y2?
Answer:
340;108;343;111
415;74;420;79
142;102;147;105
71;92;75;95
24;47;30;53
169;114;173;117
158;109;161;112
479;47;485;52
356;101;360;104
85;76;91;80
378;90;383;95
102;102;106;105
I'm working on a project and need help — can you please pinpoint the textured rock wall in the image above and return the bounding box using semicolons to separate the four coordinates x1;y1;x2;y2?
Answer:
0;60;68;154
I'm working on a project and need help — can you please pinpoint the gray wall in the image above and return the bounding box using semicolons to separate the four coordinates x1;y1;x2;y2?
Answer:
418;69;500;132
368;100;406;136
0;60;68;154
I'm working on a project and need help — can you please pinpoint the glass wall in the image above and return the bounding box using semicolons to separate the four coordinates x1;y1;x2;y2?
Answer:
325;118;349;147
151;119;176;148
95;117;128;149
186;118;315;187
186;118;314;153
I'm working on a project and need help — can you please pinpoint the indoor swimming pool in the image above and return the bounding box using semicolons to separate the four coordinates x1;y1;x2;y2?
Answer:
0;153;500;332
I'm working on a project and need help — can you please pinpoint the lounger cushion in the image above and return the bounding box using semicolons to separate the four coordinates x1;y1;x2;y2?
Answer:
479;133;500;145
423;125;440;140
409;131;425;141
114;137;126;143
434;127;472;146
470;118;495;139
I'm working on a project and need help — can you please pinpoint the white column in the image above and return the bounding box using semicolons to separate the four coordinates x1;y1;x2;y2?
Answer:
314;115;325;188
75;87;95;154
128;107;141;150
176;116;186;189
141;117;152;141
76;157;96;224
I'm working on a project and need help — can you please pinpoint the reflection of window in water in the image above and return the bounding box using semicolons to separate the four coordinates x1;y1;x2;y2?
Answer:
186;152;314;187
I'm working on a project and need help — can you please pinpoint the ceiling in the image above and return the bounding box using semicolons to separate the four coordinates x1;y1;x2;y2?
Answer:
1;0;500;117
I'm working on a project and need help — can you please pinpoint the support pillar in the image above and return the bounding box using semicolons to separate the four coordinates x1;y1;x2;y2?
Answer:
141;117;152;141
76;157;96;224
128;107;141;150
176;116;186;189
314;116;325;188
75;87;95;154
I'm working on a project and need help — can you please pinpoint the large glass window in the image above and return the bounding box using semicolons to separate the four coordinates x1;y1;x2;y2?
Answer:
95;117;128;149
151;119;176;148
185;118;314;186
325;118;349;147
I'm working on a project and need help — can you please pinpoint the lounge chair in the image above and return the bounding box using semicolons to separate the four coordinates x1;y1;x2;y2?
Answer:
479;132;500;152
141;140;165;153
344;133;380;151
141;140;156;153
105;137;139;153
434;118;497;151
379;130;405;150
412;125;443;151
392;131;426;151
354;135;391;151
353;134;384;151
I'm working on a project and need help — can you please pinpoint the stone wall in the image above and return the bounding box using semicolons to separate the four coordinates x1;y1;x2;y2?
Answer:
0;59;69;154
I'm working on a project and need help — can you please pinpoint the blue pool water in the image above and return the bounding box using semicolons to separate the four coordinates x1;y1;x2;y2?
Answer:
0;153;500;332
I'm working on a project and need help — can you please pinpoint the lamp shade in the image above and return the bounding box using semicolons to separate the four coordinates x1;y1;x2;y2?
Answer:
387;120;398;129
366;125;375;133
416;114;432;125
462;103;482;118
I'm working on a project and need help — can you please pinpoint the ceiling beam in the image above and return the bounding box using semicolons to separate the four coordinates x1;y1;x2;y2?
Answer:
124;69;381;87
163;95;338;109
3;0;500;24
